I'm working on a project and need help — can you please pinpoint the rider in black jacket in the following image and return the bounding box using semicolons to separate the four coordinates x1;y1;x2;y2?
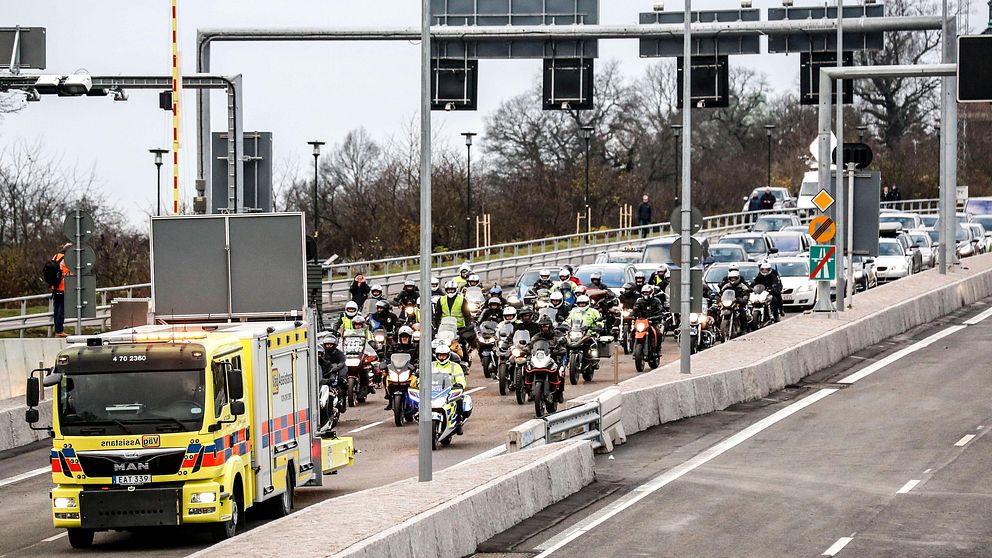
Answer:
370;300;399;334
392;280;420;308
751;262;784;322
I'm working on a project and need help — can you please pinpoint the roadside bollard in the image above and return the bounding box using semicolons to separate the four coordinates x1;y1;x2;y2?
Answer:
613;343;620;385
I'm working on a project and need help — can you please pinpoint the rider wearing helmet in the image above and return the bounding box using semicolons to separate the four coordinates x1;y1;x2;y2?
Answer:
363;284;388;315
720;269;752;324
371;299;399;334
530;314;567;401
350;314;372;341
567;295;604;330
633;270;647;289
453;263;473;289
533;269;554;292
619;281;640;311
649;264;670;291
320;334;348;387
430;276;443;298
336;300;361;334
554;268;577;305
435;280;474;331
479;297;505;323
383;326;419;410
393;279;420;308
563;265;582;286
548;290;569;323
488;285;506;306
433;345;467;390
465;274;482;289
514;306;541;336
632;285;665;354
751;262;784;322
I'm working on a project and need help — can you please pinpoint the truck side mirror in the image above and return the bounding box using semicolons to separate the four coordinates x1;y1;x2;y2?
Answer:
25;376;40;408
25;408;39;424
227;368;244;400
230;400;245;416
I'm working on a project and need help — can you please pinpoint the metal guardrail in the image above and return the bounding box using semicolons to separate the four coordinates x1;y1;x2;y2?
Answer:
545;401;603;448
0;198;939;335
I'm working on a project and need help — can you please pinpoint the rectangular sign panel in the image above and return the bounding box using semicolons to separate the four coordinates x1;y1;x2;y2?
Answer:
639;9;760;57
809;245;837;281
958;36;992;103
768;5;884;53
0;27;46;70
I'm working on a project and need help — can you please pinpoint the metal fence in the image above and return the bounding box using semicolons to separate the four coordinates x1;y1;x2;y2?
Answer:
0;198;939;335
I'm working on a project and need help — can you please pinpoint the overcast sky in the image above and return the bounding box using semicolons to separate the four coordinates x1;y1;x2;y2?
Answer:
0;1;983;225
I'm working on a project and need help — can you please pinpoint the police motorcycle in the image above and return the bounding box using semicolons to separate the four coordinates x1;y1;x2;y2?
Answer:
719;289;746;341
382;353;418;427
343;330;378;406
408;352;473;449
495;321;516;395
526;337;564;418
564;317;600;385
748;284;775;332
476;320;500;379
510;330;532;405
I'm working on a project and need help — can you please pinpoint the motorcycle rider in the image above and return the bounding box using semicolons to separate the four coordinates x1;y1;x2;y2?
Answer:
363;284;388;315
513;306;542;337
554;268;577;305
335;301;361;335
479;297;505;324
632;270;648;293
430;276;443;298
532;269;554;292
587;272;609;293
529;314;567;403
548;291;570;324
432;344;469;430
370;299;399;335
751;262;784;322
563;265;582;286
632;285;665;355
488;285;506;306
436;280;476;361
320;335;348;415
453;263;473;289
566;295;604;331
719;269;752;327
392;280;420;308
465;274;482;290
649;264;671;292
619;281;640;311
383;326;419;410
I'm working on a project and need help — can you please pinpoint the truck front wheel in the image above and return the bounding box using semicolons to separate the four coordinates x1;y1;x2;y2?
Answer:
67;528;94;549
212;480;243;541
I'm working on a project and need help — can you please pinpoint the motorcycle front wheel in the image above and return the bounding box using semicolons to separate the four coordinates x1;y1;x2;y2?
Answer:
497;362;508;395
347;377;357;408
392;393;404;427
633;342;645;373
515;367;526;405
533;380;546;418
569;354;580;385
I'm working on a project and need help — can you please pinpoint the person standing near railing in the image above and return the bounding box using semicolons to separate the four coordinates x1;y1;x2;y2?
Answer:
349;273;371;308
44;243;72;338
637;194;652;238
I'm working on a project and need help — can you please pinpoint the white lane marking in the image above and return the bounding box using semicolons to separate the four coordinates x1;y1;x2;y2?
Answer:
463;386;487;396
533;388;838;556
896;479;921;494
0;466;49;489
346;421;384;434
839;326;966;384
457;444;507;467
963;306;992;325
954;434;976;447
923;469;932;474
42;532;67;543
822;536;854;556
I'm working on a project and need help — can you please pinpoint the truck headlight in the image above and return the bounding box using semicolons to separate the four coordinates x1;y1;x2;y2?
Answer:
54;497;77;508
191;492;216;504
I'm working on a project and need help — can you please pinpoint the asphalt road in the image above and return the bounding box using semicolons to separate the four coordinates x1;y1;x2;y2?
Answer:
5;305;797;556
479;300;992;558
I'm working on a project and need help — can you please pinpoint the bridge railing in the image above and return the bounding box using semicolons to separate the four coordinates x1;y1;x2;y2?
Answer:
0;199;939;335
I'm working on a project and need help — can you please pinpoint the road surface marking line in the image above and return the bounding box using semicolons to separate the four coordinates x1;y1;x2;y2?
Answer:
839;326;965;384
963;306;992;325
822;536;854;556
0;466;50;489
896;479;921;494
464;386;487;396
954;434;976;447
923;469;932;474
346;421;384;434
457;444;507;467
533;388;838;556
42;532;67;543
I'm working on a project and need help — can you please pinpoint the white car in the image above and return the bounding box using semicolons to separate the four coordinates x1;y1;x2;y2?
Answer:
905;230;936;269
741;187;796;212
875;238;913;282
772;258;817;309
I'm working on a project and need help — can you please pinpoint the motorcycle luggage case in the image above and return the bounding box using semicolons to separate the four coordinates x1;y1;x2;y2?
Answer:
597;336;614;357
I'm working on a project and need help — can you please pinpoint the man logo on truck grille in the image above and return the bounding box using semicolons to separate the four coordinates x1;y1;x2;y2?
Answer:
142;435;161;448
114;462;150;472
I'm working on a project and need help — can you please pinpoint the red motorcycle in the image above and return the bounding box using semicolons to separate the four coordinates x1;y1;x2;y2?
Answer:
632;315;662;372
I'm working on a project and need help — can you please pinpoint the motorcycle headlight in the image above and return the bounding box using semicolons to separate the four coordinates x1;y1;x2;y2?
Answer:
388;371;399;382
512;348;522;357
722;300;734;308
405;307;415;315
635;323;646;332
537;300;548;308
688;313;699;325
345;358;360;367
399;371;411;382
374;334;385;343
569;331;582;340
622;310;631;318
468;303;478;312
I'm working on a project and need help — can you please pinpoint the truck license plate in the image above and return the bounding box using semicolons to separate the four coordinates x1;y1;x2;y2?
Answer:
112;475;151;485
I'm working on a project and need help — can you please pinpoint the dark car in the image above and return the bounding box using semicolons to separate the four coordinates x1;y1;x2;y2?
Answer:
718;233;778;262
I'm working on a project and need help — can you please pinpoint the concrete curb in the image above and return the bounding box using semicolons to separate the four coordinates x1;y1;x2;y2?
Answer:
188;440;595;558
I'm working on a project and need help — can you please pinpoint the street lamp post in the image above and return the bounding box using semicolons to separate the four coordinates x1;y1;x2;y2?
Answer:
149;148;168;216
764;125;776;188
461;132;477;249
580;126;594;235
307;141;325;236
671;125;682;203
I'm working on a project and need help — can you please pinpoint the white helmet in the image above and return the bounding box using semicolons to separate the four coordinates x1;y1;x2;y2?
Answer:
559;268;571;280
641;285;654;296
370;284;384;295
549;291;564;305
344;301;359;317
759;262;772;274
467;273;480;286
431;276;440;288
444;280;458;294
728;270;741;281
539;269;551;280
398;325;414;339
503;306;517;320
458;263;472;277
576;295;590;307
435;344;451;360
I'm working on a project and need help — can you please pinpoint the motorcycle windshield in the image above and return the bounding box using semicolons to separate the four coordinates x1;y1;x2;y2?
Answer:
539;308;558;325
343;335;366;354
512;330;531;346
570;317;586;332
721;290;736;304
497;322;515;339
479;320;499;336
390;353;412;369
465;287;484;304
531;339;551;354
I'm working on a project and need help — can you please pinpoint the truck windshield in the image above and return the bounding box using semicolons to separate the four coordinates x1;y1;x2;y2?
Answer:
58;369;206;435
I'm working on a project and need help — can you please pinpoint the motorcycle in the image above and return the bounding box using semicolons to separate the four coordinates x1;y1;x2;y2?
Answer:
399;302;419;325
632;315;662;372
525;338;563;418
748;284;774;332
436;317;464;360
719;289;745;341
383;353;418;427
408;363;473;449
477;320;500;379
686;308;717;354
464;286;485;318
317;376;344;433
510;330;532;405
616;306;633;355
343;331;378;406
494;322;516;395
565;318;599;385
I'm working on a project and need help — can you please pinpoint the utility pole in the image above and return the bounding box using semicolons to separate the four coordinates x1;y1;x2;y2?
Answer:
307;141;325;236
672;124;682;204
581;126;594;235
764;125;775;187
679;0;692;375
418;0;434;483
462;132;476;249
835;0;847;312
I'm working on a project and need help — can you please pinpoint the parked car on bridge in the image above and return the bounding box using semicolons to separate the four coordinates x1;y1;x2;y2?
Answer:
640;235;710;268
963;223;992;254
718;232;778;262
879;212;924;231
704;244;748;266
905;230;936;269
766;231;811;258
751;214;802;233
510;267;546;305
920;214;938;228
771;258;818;309
575;264;627;296
964;196;992;216
875;238;914;282
742;186;796;212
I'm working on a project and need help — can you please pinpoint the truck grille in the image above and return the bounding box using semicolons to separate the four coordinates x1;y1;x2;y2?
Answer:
77;449;186;477
80;487;180;529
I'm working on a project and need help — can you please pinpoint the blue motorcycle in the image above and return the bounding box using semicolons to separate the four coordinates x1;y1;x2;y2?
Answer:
407;364;473;449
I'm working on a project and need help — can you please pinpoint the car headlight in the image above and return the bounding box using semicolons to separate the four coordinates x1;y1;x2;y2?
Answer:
191;492;216;504
54;497;77;508
796;284;814;293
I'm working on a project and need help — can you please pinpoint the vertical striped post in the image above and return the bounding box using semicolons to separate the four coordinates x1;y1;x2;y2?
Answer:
171;0;181;214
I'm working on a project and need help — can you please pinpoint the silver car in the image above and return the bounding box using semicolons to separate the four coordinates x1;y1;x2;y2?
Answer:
875;239;913;282
905;231;936;269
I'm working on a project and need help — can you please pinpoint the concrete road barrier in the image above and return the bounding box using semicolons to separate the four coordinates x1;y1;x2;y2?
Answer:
190;440;595;558
0;339;65;400
0;396;51;452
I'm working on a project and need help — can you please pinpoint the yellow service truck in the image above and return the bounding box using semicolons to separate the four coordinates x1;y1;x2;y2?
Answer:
24;213;353;548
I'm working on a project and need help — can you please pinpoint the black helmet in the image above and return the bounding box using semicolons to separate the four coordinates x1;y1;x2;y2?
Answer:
537;315;554;331
623;282;635;292
375;300;389;312
519;306;535;322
